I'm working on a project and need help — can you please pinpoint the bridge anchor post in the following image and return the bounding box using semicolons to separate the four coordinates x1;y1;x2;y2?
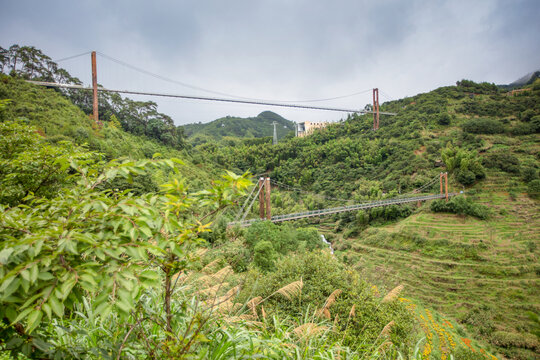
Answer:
444;172;448;201
91;51;100;126
265;177;271;220
258;177;265;219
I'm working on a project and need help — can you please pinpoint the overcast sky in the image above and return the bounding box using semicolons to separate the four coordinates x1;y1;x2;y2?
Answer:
2;0;539;126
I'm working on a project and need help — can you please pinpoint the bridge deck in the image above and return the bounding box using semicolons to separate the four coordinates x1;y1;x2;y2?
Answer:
229;193;458;227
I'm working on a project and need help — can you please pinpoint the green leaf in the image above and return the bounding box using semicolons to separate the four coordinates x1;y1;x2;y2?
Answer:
20;269;30;282
29;264;39;284
42;303;52;320
49;295;64;317
38;272;55;281
1;278;21;299
58;278;76;300
0;248;14;264
26;309;43;333
13;306;33;324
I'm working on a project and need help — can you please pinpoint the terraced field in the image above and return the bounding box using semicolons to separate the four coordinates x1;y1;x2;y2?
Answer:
337;172;540;359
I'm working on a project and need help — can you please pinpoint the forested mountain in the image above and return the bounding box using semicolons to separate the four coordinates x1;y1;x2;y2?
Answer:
182;111;294;145
1;44;539;360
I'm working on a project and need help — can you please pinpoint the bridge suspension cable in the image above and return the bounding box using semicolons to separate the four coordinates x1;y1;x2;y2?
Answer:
234;183;261;222
270;179;354;203
239;181;266;223
96;52;374;104
28;81;398;115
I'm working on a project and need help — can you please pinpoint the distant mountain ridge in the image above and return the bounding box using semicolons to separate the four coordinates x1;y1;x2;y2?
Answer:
499;69;540;89
182;111;295;144
510;70;540;86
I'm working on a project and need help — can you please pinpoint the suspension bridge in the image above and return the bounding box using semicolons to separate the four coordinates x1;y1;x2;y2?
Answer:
24;51;457;225
229;173;458;227
26;51;396;131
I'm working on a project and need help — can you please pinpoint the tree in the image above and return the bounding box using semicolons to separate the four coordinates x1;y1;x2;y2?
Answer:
441;143;485;185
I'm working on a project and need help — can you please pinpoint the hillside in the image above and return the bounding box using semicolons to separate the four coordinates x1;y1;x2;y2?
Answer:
182;111;294;145
0;74;217;188
0;49;512;360
195;79;540;359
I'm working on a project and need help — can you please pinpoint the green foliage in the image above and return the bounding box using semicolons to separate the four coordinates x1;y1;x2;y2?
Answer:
441;143;485;185
437;113;451;125
430;196;490;219
241;251;417;350
245;221;322;257
0;123;251;356
527;179;540;199
483;152;521;173
462;118;505;134
253;240;277;272
0;121;95;206
521;166;538;183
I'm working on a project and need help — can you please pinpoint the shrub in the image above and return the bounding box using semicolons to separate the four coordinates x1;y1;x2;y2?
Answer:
520;109;536;122
462;118;505;134
437;113;451;125
521;167;538;183
511;123;536;135
456;169;476;186
240;251;417;350
441;144;486;184
245;221;322;255
527;179;540;199
294;227;323;251
431;196;490;219
483;152;520;173
253;240;277;272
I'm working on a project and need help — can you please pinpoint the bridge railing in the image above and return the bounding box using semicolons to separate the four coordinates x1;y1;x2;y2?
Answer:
229;192;459;227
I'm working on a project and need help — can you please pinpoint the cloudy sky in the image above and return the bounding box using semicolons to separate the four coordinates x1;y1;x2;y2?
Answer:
2;0;539;125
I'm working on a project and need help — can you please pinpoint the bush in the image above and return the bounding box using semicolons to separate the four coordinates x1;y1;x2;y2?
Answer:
294;227;323;251
527;179;540;199
431;196;490;219
245;221;322;255
456;169;477;186
240;251;417;350
462;118;505;134
511;123;536;135
521;167;538;183
253;240;277;272
520;109;536;122
437;113;451;125
483;152;520;173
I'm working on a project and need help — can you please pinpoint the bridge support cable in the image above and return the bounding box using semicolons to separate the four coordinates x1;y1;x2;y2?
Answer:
269;179;355;203
26;81;398;116
396;174;441;199
234;183;260;222
231;192;459;227
239;181;265;224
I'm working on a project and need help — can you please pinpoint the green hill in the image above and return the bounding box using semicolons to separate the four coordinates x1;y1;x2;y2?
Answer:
1;44;539;360
195;79;540;359
0;74;217;188
182;111;294;145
